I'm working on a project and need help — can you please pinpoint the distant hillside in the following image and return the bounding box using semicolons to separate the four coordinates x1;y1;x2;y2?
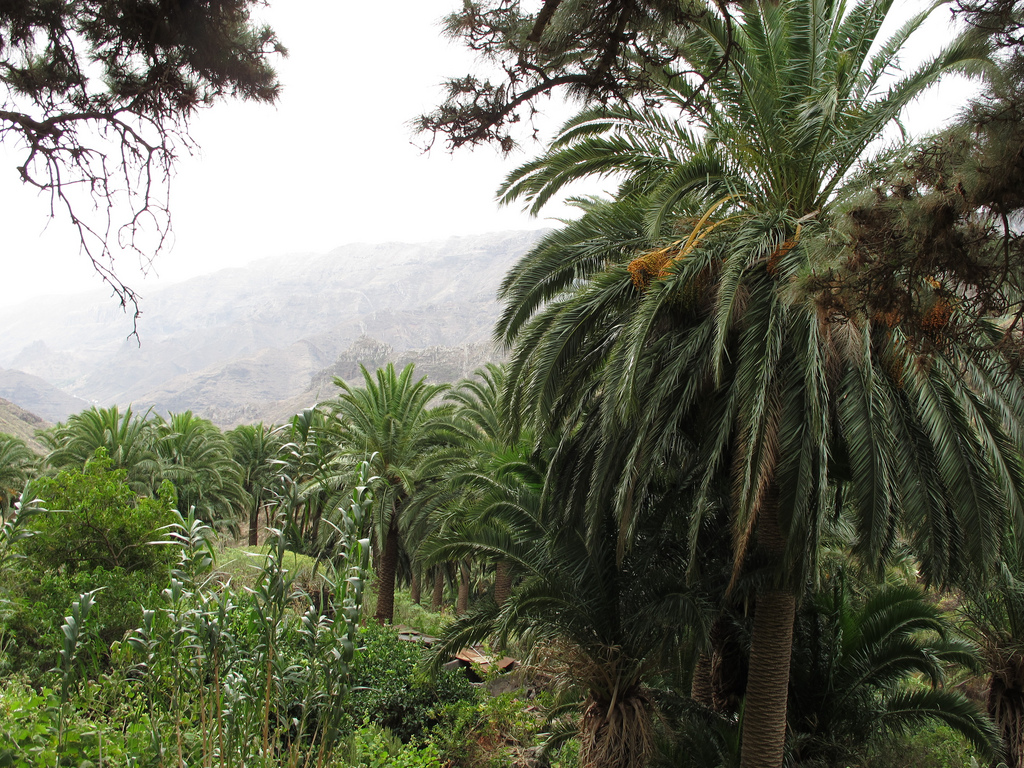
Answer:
231;336;504;427
0;230;543;427
0;368;90;423
310;336;501;391
0;397;50;453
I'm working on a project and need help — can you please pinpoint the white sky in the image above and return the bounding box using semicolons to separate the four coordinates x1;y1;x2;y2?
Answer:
1;0;982;305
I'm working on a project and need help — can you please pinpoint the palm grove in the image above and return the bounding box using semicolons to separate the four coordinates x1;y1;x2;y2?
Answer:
3;0;1024;767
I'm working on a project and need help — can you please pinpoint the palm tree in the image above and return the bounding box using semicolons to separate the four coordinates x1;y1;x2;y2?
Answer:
411;364;535;612
153;412;246;529
277;406;348;552
326;363;458;624
787;573;997;766
226;423;285;546
666;566;1000;768
0;433;36;518
495;4;1009;766
424;461;706;768
45;405;160;495
960;531;1024;768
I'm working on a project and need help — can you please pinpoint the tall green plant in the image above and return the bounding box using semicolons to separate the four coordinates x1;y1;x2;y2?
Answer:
55;589;102;756
0;433;35;517
123;463;378;768
327;363;459;624
495;3;1008;767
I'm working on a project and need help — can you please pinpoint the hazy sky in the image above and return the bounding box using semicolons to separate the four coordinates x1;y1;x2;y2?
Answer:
2;0;980;305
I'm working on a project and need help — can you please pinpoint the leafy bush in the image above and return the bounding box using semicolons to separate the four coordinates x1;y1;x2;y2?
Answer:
342;721;443;768
349;622;478;741
864;721;983;768
0;565;162;679
21;451;176;574
0;677;156;768
0;454;175;680
430;691;551;768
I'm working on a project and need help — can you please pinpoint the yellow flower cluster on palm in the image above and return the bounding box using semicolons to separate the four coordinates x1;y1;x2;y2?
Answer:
627;196;739;291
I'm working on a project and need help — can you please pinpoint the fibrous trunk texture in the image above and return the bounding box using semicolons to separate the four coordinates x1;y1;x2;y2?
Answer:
410;570;421;605
739;586;796;768
691;652;714;707
494;560;512;606
710;613;746;714
373;518;400;624
579;692;654;768
989;666;1024;768
310;506;322;545
431;566;444;611
457;560;470;615
248;504;259;546
739;494;796;768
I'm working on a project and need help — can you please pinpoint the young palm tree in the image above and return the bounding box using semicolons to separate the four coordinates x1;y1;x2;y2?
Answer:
326;363;459;624
788;574;997;766
960;531;1024;768
424;461;707;768
45;405;161;495
0;433;36;517
495;4;1010;766
153;412;246;530
226;423;286;546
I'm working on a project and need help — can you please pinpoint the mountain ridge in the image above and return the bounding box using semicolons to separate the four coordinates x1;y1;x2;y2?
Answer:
0;230;544;426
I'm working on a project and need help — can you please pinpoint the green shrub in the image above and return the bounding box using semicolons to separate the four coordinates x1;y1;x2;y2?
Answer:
341;721;443;768
864;721;983;768
349;622;478;741
21;453;176;575
0;677;156;768
428;686;558;768
0;565;162;680
0;453;175;680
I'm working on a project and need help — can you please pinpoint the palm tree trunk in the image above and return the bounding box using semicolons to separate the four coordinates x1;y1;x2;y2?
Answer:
248;504;259;546
431;565;444;611
739;495;796;768
410;569;421;605
494;560;512;606
989;669;1024;768
374;519;400;624
739;585;796;768
310;505;322;545
691;652;714;708
457;560;470;615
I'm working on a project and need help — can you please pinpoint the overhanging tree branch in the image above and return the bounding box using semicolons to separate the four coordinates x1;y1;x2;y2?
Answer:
1;0;285;328
418;0;737;152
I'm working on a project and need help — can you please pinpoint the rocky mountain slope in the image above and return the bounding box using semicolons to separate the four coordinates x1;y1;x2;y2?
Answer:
0;368;89;423
0;231;543;426
0;397;50;453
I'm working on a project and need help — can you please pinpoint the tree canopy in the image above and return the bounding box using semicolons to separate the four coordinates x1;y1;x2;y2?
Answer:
1;0;284;313
492;2;1018;766
417;0;736;151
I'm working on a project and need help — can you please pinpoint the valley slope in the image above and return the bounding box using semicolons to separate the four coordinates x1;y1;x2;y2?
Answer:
0;230;544;427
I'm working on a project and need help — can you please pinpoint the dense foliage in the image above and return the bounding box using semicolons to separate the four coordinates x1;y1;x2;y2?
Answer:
3;1;1024;766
